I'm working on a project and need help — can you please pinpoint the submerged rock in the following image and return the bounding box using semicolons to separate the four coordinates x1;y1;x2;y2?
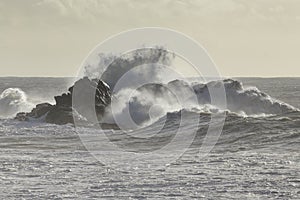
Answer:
15;77;112;125
15;103;53;121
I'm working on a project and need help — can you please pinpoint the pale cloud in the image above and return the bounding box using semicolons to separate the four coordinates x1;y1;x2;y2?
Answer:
1;0;300;28
0;0;300;76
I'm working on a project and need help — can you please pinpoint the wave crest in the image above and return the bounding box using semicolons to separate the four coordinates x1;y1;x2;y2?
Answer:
103;78;298;129
0;88;34;118
192;79;297;115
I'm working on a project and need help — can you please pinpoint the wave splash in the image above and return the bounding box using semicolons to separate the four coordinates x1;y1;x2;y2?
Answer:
192;79;297;115
0;88;34;118
9;48;299;128
103;78;298;128
82;49;298;129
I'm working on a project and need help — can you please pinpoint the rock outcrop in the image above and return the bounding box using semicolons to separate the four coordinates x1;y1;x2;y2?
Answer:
15;77;111;125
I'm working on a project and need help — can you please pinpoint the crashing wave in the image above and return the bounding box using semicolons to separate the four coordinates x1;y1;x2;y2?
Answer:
102;78;298;129
0;88;34;118
84;48;175;91
192;79;297;115
13;76;298;128
15;77;111;125
12;46;298;127
82;48;298;129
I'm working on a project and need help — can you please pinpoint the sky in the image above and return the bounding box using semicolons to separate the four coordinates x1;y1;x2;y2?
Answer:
1;0;300;77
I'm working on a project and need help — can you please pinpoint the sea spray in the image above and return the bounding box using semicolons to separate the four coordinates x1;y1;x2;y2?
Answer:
0;88;34;118
81;50;298;129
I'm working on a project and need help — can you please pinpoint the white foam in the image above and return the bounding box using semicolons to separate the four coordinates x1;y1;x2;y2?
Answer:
0;88;34;119
102;79;298;129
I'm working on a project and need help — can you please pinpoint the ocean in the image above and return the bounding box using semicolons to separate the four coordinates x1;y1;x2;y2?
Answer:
0;77;299;199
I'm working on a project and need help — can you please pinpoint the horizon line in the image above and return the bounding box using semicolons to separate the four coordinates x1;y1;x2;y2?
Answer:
0;75;299;79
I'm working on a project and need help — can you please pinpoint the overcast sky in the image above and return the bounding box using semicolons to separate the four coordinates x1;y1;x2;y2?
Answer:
1;0;300;77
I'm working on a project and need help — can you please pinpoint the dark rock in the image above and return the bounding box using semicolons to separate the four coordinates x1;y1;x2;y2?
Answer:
69;77;111;121
15;77;112;126
27;103;53;118
15;112;28;121
45;106;75;125
100;123;120;130
55;93;72;107
15;103;53;121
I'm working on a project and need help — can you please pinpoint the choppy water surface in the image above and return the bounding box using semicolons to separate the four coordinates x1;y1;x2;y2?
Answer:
0;77;299;199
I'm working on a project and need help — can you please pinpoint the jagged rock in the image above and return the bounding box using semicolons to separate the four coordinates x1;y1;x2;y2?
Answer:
28;103;54;118
15;112;29;121
15;103;53;121
55;93;72;107
45;106;75;125
15;77;112;125
100;123;120;130
69;77;111;121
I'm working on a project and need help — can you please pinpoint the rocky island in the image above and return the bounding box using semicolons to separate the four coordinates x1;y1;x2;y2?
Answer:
15;77;112;125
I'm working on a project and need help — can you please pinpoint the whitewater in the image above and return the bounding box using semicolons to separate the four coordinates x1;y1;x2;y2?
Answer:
0;76;299;199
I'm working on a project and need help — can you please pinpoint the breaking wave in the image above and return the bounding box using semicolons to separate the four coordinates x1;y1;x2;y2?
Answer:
0;88;34;118
192;79;298;115
102;78;298;129
83;48;299;129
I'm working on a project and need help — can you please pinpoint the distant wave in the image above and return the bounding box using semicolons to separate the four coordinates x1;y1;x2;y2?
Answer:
0;88;34;118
